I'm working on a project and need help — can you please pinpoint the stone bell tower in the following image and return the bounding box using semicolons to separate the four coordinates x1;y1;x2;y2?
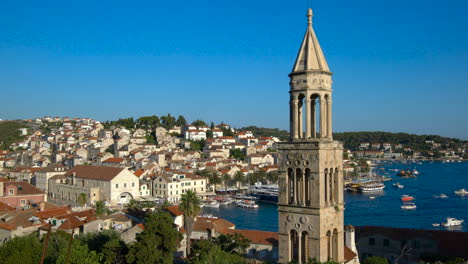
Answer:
278;8;344;264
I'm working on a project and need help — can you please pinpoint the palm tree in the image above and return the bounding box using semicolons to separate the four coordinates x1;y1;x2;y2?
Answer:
179;190;201;257
209;171;221;192
93;201;107;217
77;193;87;207
233;171;244;191
124;199;141;210
222;173;231;192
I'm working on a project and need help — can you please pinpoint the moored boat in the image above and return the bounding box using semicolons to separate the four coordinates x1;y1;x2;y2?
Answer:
393;182;404;188
454;188;468;196
359;182;385;192
401;195;414;202
442;217;464;227
432;223;441;227
204;200;220;208
236;200;259;209
401;203;417;210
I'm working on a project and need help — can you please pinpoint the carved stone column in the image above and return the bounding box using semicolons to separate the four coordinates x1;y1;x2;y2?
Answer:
328;99;333;139
292;99;299;139
305;99;311;138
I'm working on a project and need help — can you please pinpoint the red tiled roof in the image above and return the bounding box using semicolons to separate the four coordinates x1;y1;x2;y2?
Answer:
3;181;44;195
224;229;278;246
165;205;183;216
134;169;144;177
344;245;356;262
103;157;124;163
0;201;15;211
64;165;127;181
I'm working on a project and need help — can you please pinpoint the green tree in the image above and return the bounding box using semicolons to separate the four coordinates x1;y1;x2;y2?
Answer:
0;121;27;150
176;115;187;127
230;149;245;160
93;201;108;217
0;233;42;263
77;193;87;207
208;171;222;192
266;171;279;184
233;171;245;191
56;240;102;264
160;114;176;129
222;173;231;191
179;190;201;256
191;239;247;264
126;211;179;264
124;199;141;210
192;120;207;127
363;256;389;264
210;122;215;129
213;233;251;255
206;130;213;139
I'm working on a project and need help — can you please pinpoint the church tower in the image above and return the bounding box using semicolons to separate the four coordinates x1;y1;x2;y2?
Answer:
278;8;344;263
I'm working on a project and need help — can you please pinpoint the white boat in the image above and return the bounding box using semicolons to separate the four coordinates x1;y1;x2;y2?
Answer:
359;182;385;192
454;188;468;196
432;223;441;227
369;196;376;200
236;200;259;209
401;203;417;210
204;200;220;208
440;193;448;198
412;169;420;175
392;182;404;188
442;217;464;227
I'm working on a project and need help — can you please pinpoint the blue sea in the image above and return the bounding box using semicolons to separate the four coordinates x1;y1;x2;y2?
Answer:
203;161;468;232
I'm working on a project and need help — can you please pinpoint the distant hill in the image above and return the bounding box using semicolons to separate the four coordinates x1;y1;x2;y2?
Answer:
238;126;466;151
0;121;26;150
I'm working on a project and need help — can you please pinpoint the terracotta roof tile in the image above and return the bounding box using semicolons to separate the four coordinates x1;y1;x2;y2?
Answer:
64;165;126;181
225;229;278;246
165;205;183;216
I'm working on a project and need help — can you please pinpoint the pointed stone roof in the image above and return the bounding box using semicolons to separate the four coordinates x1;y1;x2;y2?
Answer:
291;9;330;74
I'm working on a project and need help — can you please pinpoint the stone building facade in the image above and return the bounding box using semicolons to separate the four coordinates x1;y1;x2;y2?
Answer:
278;9;345;263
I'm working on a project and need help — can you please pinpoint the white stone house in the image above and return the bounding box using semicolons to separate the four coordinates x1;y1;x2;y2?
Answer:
48;165;139;204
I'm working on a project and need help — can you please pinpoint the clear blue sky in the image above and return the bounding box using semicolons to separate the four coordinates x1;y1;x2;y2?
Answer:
0;0;467;139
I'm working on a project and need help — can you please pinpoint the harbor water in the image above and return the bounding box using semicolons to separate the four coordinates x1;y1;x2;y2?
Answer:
202;161;468;232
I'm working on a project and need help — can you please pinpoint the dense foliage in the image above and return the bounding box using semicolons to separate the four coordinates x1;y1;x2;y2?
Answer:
126;210;179;264
190;237;249;264
0;121;26;150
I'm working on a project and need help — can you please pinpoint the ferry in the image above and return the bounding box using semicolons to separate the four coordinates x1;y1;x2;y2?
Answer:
454;188;468;196
442;217;464;227
401;195;414;202
358;182;385;192
236;200;259;209
401;203;417;210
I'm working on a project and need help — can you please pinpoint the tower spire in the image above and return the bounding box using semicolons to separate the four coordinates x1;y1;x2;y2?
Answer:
307;8;313;26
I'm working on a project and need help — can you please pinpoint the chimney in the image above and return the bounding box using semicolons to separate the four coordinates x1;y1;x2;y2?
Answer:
39;201;45;212
345;225;358;254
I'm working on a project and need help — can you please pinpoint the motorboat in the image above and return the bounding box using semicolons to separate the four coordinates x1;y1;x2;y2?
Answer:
401;195;414;202
454;188;468;196
393;182;404;188
397;170;414;177
236;200;259;209
359;182;385;192
369;196;376;200
412;169;420;175
432;223;441;227
204;200;220;208
440;193;448;198
401;203;417;210
346;183;360;192
442;217;464;227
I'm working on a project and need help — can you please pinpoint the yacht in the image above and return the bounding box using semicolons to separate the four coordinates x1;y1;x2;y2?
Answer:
401;203;417;210
454;188;468;196
442;217;464;227
236;200;259;209
401;195;414;202
248;184;278;203
234;194;259;201
359;182;385;192
204;200;220;208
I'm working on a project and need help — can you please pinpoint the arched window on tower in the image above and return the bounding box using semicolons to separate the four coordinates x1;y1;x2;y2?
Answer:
305;168;311;206
310;94;320;138
334;167;339;203
301;231;309;263
290;230;299;262
288;168;294;204
296;168;303;205
298;94;305;139
329;167;334;204
332;229;338;260
324;94;330;138
324;168;328;205
326;230;332;260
